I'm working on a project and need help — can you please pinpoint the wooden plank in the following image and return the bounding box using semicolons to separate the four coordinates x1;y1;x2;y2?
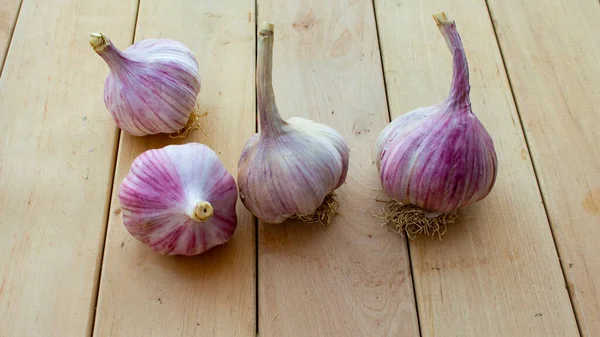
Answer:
0;0;21;69
487;0;600;335
374;1;579;336
256;1;420;335
0;0;137;336
92;0;256;336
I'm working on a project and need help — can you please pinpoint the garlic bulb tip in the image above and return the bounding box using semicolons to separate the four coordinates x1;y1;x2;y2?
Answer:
432;11;449;25
89;32;108;52
193;201;214;222
261;22;274;32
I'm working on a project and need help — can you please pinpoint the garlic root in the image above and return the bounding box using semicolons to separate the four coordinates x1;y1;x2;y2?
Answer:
291;193;340;226
169;104;209;139
375;201;457;239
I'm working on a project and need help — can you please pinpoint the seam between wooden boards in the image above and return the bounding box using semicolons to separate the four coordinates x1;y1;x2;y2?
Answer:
255;0;421;335
373;0;579;335
370;0;423;336
0;0;24;77
254;0;259;334
88;1;141;335
90;1;258;335
483;0;582;335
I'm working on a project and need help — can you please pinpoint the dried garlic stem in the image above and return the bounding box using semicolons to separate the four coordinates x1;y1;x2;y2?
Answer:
432;11;470;107
432;12;452;51
193;201;214;222
374;201;457;239
257;22;286;135
90;32;127;70
291;193;340;226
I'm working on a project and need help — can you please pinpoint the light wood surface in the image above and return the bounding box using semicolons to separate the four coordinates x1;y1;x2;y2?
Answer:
2;0;598;335
374;0;579;336
0;0;137;336
92;0;256;336
0;0;21;69
256;0;420;335
488;0;600;335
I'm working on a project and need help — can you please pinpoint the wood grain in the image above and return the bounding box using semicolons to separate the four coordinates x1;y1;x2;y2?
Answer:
0;0;137;336
0;0;21;69
256;0;420;336
92;0;256;336
374;0;579;336
488;0;600;335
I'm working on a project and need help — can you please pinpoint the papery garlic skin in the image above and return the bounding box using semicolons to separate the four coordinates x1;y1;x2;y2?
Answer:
90;33;201;136
237;23;349;224
119;143;238;256
375;12;497;215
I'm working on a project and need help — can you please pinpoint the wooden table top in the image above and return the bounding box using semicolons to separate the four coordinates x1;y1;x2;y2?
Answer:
1;0;598;336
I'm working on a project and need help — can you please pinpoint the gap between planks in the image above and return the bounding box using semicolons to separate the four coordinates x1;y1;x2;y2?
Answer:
91;1;257;336
370;0;424;336
0;0;138;335
256;0;420;336
254;3;259;336
486;0;600;335
88;1;142;336
0;0;24;76
373;0;579;335
482;0;583;335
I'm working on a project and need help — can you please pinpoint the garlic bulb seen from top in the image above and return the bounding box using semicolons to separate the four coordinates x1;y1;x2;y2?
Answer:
374;12;498;237
237;22;350;225
90;33;202;137
119;143;238;256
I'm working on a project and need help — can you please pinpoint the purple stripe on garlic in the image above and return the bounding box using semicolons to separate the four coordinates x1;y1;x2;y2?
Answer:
374;12;498;237
90;33;202;137
237;22;350;225
119;143;238;256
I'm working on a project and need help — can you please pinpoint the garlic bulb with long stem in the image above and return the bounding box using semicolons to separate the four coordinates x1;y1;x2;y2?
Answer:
90;33;202;137
374;12;498;237
237;22;350;225
119;143;238;256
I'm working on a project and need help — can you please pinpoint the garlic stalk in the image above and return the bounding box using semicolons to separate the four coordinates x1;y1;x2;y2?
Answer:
237;22;350;225
90;33;202;137
374;12;498;237
119;143;238;256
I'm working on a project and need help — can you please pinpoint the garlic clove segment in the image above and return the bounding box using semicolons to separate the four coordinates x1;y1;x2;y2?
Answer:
90;32;202;137
118;143;238;256
374;12;498;237
237;22;350;225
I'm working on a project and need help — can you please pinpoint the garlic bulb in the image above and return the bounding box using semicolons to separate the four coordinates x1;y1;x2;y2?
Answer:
237;22;350;225
90;33;202;137
119;143;238;256
374;12;498;237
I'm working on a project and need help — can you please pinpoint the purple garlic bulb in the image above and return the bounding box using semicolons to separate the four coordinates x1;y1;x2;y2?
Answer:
237;23;350;225
374;12;498;237
90;33;201;137
119;143;238;256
